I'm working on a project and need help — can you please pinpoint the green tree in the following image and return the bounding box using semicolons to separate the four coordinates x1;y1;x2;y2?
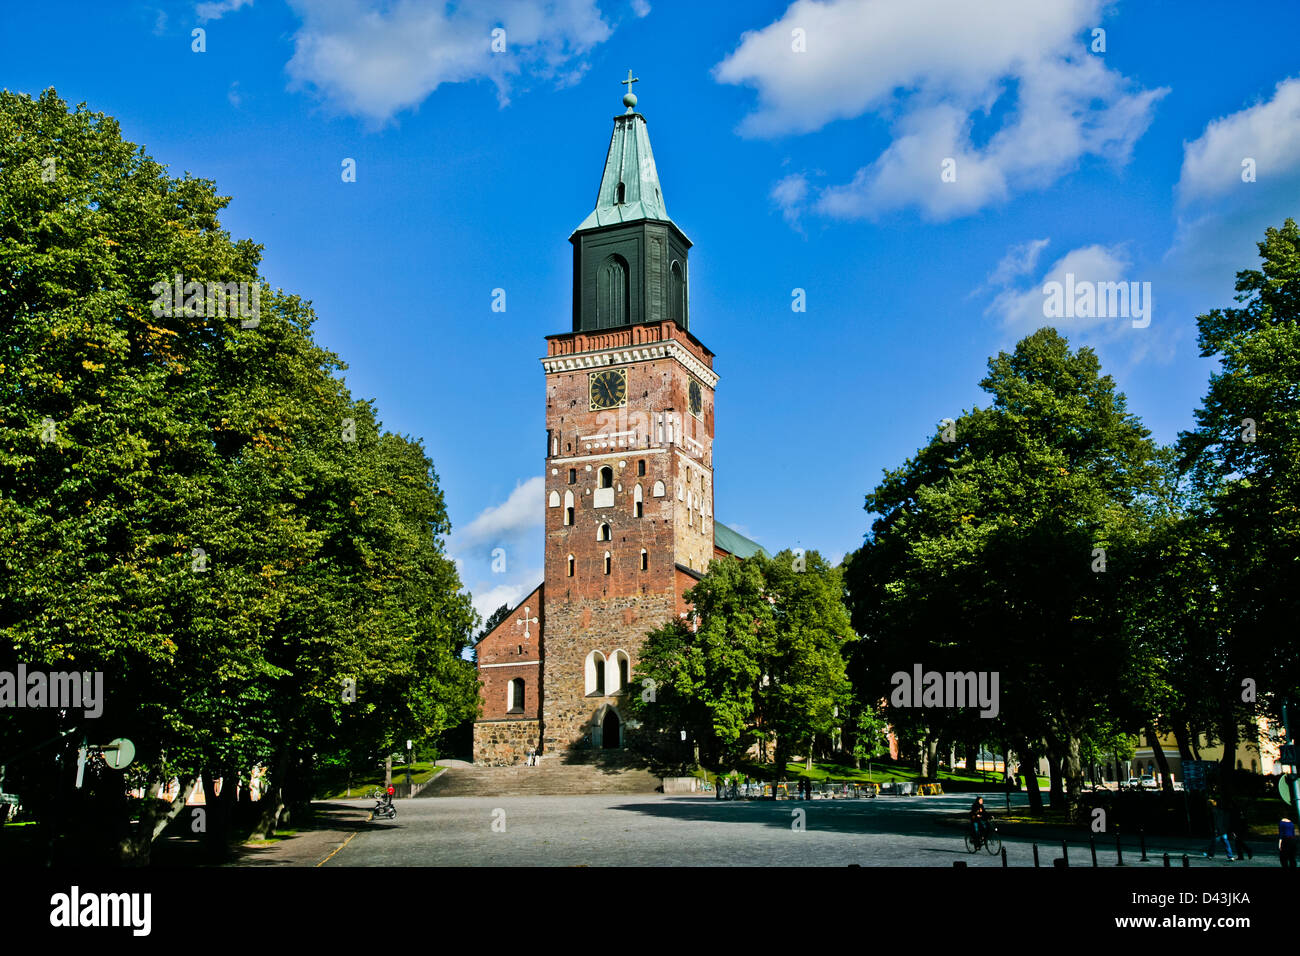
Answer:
628;550;854;774
1177;218;1300;778
0;90;476;862
846;329;1164;814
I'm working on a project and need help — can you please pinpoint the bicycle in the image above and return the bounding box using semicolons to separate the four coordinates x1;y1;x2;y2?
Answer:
965;818;1001;854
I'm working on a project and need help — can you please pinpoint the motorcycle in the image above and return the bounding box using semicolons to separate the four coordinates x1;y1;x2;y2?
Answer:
371;787;397;820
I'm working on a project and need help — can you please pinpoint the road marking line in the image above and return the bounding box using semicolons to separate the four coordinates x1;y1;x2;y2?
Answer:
317;828;362;867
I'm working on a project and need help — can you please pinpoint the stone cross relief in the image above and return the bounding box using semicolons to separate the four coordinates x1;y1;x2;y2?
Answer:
516;606;539;642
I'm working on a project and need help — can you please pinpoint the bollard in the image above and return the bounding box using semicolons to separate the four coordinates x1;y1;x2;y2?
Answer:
1033;842;1040;867
1001;846;1008;867
1163;852;1170;867
1062;839;1069;866
1182;854;1190;868
1140;827;1149;862
1090;835;1098;867
1053;858;1068;867
953;860;967;867
1115;829;1124;866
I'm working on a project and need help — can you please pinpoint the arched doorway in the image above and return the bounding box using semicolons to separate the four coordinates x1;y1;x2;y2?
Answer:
601;708;621;749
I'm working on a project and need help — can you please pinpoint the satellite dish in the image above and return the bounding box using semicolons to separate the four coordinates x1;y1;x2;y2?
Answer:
102;738;135;771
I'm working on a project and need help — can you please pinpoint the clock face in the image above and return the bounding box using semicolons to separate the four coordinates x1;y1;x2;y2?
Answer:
589;369;627;410
688;379;703;419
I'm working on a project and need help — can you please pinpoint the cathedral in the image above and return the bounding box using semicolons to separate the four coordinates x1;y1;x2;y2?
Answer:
472;78;765;766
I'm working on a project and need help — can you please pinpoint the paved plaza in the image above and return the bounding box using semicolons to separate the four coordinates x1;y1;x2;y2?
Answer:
314;792;1271;867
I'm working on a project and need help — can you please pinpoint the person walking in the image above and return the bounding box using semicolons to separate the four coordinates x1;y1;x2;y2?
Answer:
1280;817;1297;868
1231;805;1253;860
1207;800;1235;861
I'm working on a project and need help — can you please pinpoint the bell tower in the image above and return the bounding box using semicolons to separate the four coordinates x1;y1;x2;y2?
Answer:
539;77;717;755
569;71;693;333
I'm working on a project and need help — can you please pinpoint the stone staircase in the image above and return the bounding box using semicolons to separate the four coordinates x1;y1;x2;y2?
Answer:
419;757;661;797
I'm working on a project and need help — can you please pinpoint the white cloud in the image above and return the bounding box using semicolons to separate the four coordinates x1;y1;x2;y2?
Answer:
989;238;1051;287
284;0;611;124
982;242;1176;366
771;172;809;227
1177;76;1300;205
631;0;651;17
1168;77;1300;293
196;0;252;22
455;475;545;547
988;243;1131;339
468;578;541;627
450;477;545;628
716;0;1166;221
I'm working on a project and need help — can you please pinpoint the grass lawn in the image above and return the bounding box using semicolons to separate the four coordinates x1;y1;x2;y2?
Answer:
696;760;1050;789
317;762;445;800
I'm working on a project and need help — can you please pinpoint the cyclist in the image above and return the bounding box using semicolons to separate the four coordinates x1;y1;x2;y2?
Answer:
969;796;992;847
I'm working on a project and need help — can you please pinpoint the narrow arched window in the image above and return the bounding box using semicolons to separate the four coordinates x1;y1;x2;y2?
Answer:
564;490;574;526
616;181;626;204
597;523;610;541
598;466;613;489
596;255;629;329
604;551;611;575
508;678;525;713
633;483;643;518
586;651;606;696
640;549;648;571
567;554;575;577
670;260;685;324
610;650;630;693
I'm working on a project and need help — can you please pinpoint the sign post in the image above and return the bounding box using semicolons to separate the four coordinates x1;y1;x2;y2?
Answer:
1282;700;1300;814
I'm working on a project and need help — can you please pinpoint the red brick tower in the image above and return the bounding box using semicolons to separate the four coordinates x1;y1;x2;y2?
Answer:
473;80;761;765
539;79;716;755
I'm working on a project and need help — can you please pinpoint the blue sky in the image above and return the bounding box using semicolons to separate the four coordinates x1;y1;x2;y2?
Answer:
5;0;1300;623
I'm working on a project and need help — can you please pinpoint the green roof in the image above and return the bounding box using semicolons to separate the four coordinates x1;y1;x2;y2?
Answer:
714;521;768;559
572;107;684;236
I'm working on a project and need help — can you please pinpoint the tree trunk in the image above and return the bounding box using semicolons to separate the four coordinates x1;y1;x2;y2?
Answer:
964;741;977;775
1217;705;1239;800
1064;735;1085;818
254;752;291;840
1047;751;1065;810
1017;741;1043;814
118;774;198;866
1171;722;1194;764
200;768;236;860
1147;725;1175;792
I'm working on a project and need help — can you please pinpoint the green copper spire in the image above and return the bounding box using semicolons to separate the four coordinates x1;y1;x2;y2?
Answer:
572;72;679;234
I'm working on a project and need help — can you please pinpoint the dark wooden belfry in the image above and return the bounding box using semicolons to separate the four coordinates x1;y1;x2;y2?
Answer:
570;73;692;333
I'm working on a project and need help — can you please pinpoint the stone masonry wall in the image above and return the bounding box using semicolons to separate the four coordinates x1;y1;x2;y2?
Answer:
540;590;677;751
474;720;543;766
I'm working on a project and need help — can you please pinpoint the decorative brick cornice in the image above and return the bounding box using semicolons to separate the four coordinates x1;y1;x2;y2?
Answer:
541;339;719;388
